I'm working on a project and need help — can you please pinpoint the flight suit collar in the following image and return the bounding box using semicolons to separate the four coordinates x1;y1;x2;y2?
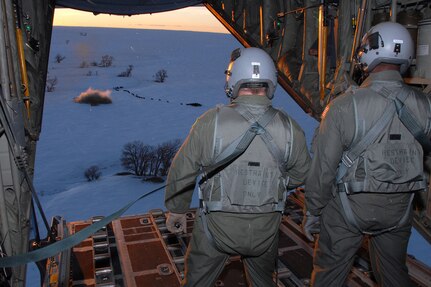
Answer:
232;95;271;106
361;70;404;87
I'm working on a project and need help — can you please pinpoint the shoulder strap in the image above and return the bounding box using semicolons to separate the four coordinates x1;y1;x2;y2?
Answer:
202;106;278;182
337;86;420;235
393;89;431;154
338;86;416;181
337;97;396;182
233;105;290;172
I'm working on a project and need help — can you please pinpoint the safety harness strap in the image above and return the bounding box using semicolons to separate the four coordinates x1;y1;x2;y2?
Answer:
337;86;414;235
197;107;281;247
337;179;427;195
340;102;396;171
199;106;279;210
337;100;396;181
234;105;290;172
394;92;431;154
203;106;278;181
340;86;410;173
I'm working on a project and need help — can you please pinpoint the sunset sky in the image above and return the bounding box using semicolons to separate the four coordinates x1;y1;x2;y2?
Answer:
53;6;229;34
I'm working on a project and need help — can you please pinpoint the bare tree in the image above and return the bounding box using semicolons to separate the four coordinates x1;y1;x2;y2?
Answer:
148;152;159;176
121;141;154;176
55;53;66;63
118;65;133;77
46;76;58;92
158;139;182;176
121;139;181;177
153;69;168;83
99;55;114;67
149;145;166;176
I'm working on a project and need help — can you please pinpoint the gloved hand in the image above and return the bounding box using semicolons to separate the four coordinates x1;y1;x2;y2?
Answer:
166;212;187;234
302;211;321;242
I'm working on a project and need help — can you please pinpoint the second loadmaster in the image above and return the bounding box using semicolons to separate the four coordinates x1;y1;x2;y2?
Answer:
303;22;431;287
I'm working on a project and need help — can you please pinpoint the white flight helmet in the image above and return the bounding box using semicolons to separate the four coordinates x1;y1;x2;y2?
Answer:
225;47;277;99
357;21;414;74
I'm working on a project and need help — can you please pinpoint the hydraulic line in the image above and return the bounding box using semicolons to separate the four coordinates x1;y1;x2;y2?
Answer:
15;28;30;119
350;0;368;77
13;0;30;119
318;0;328;101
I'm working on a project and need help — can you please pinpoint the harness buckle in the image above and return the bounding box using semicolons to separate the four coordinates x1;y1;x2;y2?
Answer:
337;183;352;195
249;122;264;135
341;154;354;168
200;201;209;214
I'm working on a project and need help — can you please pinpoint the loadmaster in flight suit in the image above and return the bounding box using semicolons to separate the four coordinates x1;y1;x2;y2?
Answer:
164;47;311;287
303;22;431;286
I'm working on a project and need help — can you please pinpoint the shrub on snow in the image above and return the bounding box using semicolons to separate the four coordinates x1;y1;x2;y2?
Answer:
85;165;101;181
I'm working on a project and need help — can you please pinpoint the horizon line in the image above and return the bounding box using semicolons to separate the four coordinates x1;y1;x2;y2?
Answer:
53;7;230;34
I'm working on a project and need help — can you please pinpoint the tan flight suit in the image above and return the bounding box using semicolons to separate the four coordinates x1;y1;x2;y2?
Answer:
165;95;311;287
305;70;431;287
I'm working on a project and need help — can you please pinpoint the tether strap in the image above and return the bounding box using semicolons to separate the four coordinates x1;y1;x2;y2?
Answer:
0;107;279;269
0;184;168;268
2;158;210;268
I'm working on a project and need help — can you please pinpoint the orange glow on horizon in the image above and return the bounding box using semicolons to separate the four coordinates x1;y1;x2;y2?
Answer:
53;6;229;34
